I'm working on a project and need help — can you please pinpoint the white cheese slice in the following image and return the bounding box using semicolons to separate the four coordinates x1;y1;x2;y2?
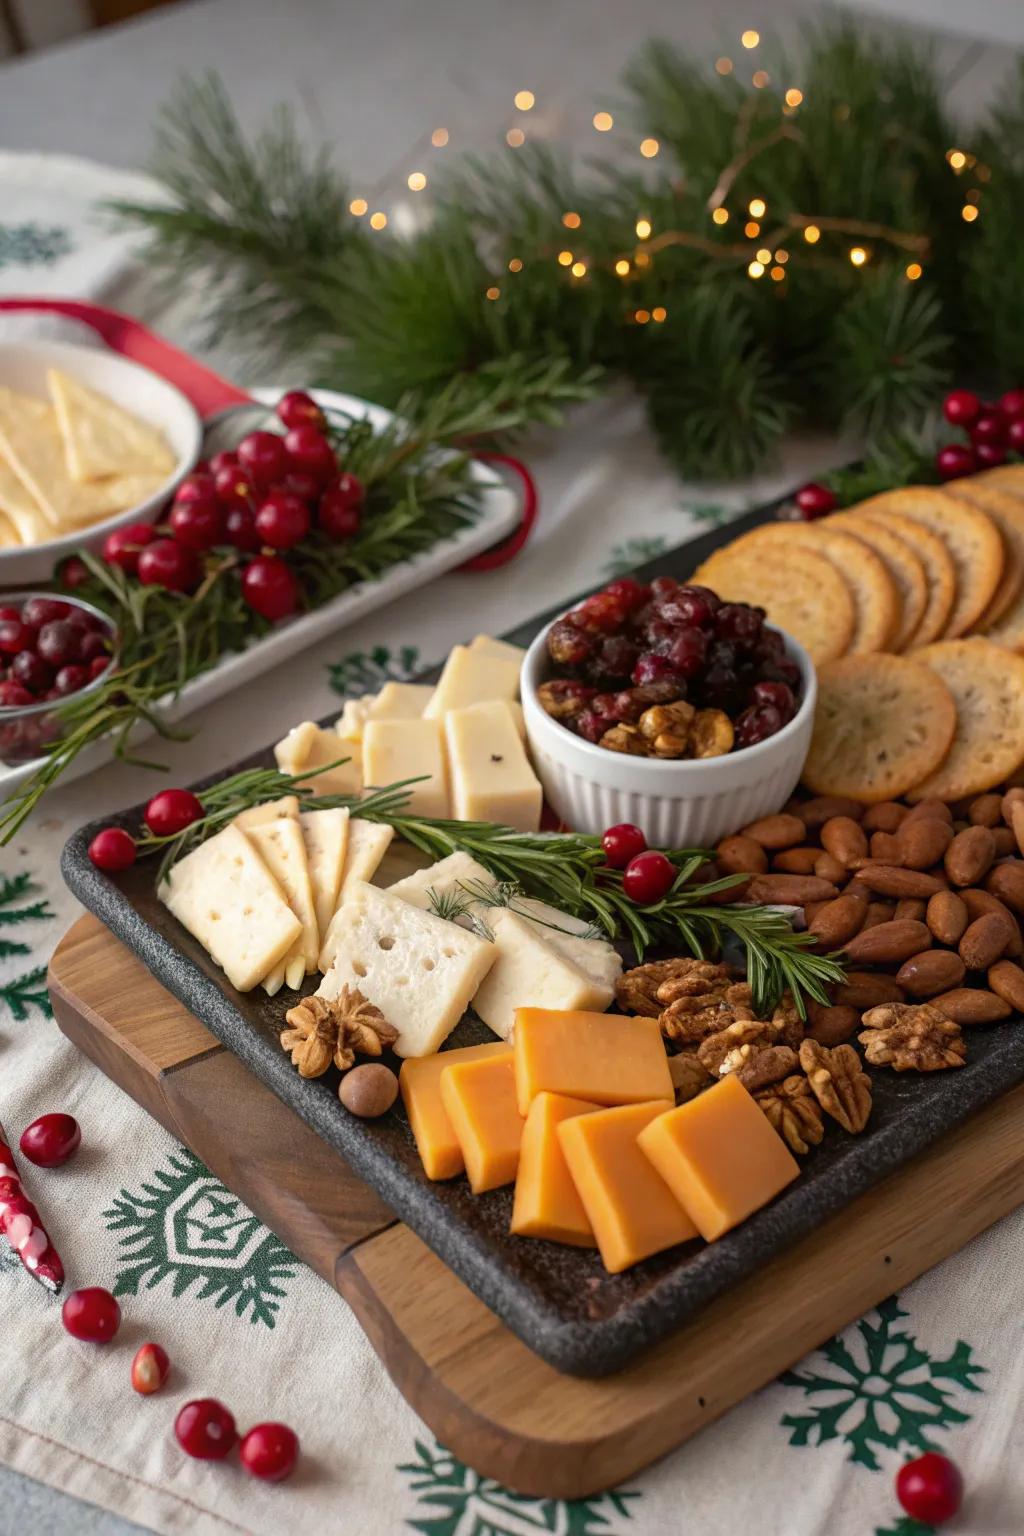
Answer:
246;818;320;992
233;795;299;831
468;634;526;665
319;820;396;968
274;721;361;795
363;717;449;817
445;701;542;831
317;881;496;1057
366;682;433;720
470;908;614;1042
300;807;350;940
422;645;520;719
159;826;301;993
336;695;376;747
386;851;496;916
510;896;622;993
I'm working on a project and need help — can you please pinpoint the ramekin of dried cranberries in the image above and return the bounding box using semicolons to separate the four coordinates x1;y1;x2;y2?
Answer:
0;592;116;766
520;573;816;846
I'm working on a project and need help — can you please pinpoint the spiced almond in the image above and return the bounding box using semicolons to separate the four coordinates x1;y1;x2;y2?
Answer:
959;911;1015;970
807;888;869;950
960;888;1024;957
987;958;1024;1012
862;801;908;834
926;890;969;946
931;987;1012;1025
896;950;966;999
902;798;953;826
843;919;931;966
984;860;1024;915
795;795;866;829
740;812;806;850
715;834;769;877
773;846;823;875
895;815;954;871
968;793;1002;828
869;831;904;864
834;971;906;1008
820;816;868;867
747;874;840;905
852;865;946;899
893;899;927;923
806;1002;861;1047
814;852;848;884
944;825;996;887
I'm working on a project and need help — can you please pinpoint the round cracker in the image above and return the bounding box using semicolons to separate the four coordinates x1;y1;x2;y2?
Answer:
945;482;1024;630
908;639;1024;801
971;464;1024;497
827;512;926;651
855;487;1002;638
802;654;957;804
865;509;955;647
691;541;854;664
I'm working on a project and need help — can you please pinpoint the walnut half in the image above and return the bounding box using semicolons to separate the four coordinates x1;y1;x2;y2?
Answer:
858;1002;966;1072
755;1075;825;1155
798;1039;872;1133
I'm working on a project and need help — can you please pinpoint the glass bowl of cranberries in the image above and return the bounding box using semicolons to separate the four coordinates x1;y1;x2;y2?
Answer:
521;573;816;846
0;592;117;765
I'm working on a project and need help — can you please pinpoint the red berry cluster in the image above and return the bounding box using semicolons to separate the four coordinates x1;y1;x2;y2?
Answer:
0;596;114;760
601;823;678;904
101;391;365;623
544;575;801;751
937;387;1024;479
174;1400;300;1482
87;785;205;873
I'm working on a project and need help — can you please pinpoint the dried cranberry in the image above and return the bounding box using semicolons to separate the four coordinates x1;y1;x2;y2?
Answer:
763;656;802;690
714;603;763;646
735;702;784;747
37;621;83;668
755;627;786;664
665;627;707;678
632;652;682;688
0;620;31;656
547;619;593;666
649;576;679;601
645;618;677;651
576;709;605;743
11;652;52;694
700;663;743;713
750;679;795;721
571;593;627;634
664;588;714;629
591;690;643;724
596;634;641;679
603;577;649;610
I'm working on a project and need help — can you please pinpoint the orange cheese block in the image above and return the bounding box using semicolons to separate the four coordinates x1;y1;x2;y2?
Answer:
510;1092;600;1247
557;1100;696;1273
513;1007;673;1117
637;1073;800;1241
439;1050;525;1194
399;1041;509;1180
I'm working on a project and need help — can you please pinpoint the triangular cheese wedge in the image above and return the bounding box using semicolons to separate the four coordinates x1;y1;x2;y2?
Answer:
48;368;175;484
300;808;350;939
245;818;320;993
233;795;300;831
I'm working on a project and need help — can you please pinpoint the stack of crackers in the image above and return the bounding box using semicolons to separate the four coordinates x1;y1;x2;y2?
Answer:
0;370;174;548
694;468;1024;803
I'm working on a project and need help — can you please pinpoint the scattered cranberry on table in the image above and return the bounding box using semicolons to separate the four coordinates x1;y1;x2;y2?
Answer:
239;1422;300;1482
62;1287;121;1343
87;827;136;872
144;788;204;838
174;1398;237;1461
895;1452;963;1525
622;850;676;905
19;1113;80;1168
131;1341;171;1395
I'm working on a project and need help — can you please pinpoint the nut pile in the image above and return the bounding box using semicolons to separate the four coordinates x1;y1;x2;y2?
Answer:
281;988;399;1117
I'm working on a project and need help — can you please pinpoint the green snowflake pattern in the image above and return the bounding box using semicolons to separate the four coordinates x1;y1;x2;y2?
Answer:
103;1147;298;1328
0;872;55;1022
0;222;73;269
0;872;53;960
399;1438;639;1535
601;537;669;577
779;1298;984;1470
875;1519;936;1536
328;643;422;697
0;964;52;1022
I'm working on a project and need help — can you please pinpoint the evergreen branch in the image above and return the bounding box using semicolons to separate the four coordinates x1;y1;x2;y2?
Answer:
0;965;52;1022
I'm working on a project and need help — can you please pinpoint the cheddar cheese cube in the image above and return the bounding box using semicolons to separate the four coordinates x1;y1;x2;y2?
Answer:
557;1101;695;1273
400;1042;509;1180
513;1007;673;1117
637;1073;800;1241
511;1092;599;1247
439;1050;524;1193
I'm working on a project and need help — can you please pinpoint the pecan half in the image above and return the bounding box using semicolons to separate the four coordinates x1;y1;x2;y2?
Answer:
616;958;727;1019
798;1039;872;1133
858;1002;966;1072
755;1075;825;1154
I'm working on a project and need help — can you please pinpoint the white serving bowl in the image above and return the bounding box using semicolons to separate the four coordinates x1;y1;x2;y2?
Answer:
522;623;817;847
0;340;201;584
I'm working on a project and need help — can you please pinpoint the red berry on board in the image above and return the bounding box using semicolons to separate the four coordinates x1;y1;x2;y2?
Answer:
970;410;1005;447
237;429;287;488
78;630;110;664
170;498;224;551
318;483;362;540
936;443;976;480
11;651;53;694
895;1452;963;1525
59;557;91;590
277;389;326;431
793;482;837;519
53;664;90;697
976;442;1006;468
208;449;239;476
224;506;261;552
998;387;1024;419
283;423;336;481
174;472;216;507
144;788;204;838
87;826;136;872
174;1399;237;1461
254;490;310;550
239;1422;300;1483
601;823;647;868
62;1287;121;1343
0;620;31;656
623;850;676;904
19;1113;81;1168
1007;416;1024;452
131;1342;171;1395
942;387;980;426
102;522;156;574
213;464;256;511
0;605;19;622
0;681;33;707
241;555;299;622
137;540;201;594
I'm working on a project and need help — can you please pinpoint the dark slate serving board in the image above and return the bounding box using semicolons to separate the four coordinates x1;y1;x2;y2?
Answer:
60;499;1024;1377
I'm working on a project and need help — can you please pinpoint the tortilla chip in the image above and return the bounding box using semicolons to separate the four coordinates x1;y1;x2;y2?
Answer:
48;368;175;484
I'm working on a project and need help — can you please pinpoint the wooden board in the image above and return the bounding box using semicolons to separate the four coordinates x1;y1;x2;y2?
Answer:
49;914;1024;1498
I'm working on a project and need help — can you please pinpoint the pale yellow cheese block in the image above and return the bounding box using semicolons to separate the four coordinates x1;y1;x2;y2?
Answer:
336;695;376;747
445;700;542;831
468;634;526;665
366;681;433;720
246;817;320;993
423;645;520;719
363;717;449;817
300;807;350;939
274;721;361;795
471;908;614;1042
318;820;397;971
48;368;175;484
233;795;300;831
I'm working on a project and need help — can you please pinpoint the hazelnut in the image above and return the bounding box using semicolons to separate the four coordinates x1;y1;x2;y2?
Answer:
339;1063;398;1118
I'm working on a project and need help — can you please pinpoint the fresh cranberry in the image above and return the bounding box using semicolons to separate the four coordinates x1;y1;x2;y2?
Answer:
936;442;976;479
224;507;261;551
255;491;310;550
53;664;90;696
241;555;299;621
170;497;224;550
213;463;256;510
173;473;217;512
282;468;321;501
547;619;593;666
575;709;605;743
208;449;239;476
1008;417;1024;452
602;823;647;868
0;681;33;708
131;1342;171;1395
89;655;111;681
976;442;1006;468
0;620;31;656
970;409;1005;446
284;423;336;481
237;429;288;488
596;634;641;679
895;1452;963;1525
277;389;326;431
0;605;19;622
750;679;795;721
87;826;136;872
19;1113;81;1167
632;652;682;687
623;850;676;904
665;627;707;678
60;557;91;590
144;788;204;837
11;652;53;694
571;593;628;634
318;482;362;540
943;388;980;426
102;522;156;573
37;621;82;668
239;1422;300;1483
793;481;837;519
603;576;649;610
1000;388;1024;419
734;702;784;747
62;1287;121;1343
137;540;201;593
174;1399;237;1461
78;630;110;665
22;597;70;627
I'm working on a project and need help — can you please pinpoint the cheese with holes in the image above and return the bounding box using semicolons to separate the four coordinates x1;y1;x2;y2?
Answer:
159;825;301;992
366;681;433;720
300;807;350;939
471;910;613;1043
274;721;361;794
400;1042;509;1180
245;817;320;992
387;851;496;915
513;1007;673;1116
317;881;496;1056
637;1074;800;1241
469;634;526;665
558;1101;696;1273
362;717;449;817
423;645;520;719
439;1049;524;1193
511;1092;599;1246
445;701;542;831
233;795;299;831
319;821;396;969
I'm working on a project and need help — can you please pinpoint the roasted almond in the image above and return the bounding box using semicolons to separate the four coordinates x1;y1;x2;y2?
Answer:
896;950;966;998
987;958;1024;1012
894;899;927;923
852;865;946;899
803;900;829;926
806;1003;861;1046
895;816;954;871
795;796;866;829
959;911;1015;970
747;874;839;905
992;827;1017;858
931;987;1012;1025
814;852;847;884
960;888;1024;957
984;861;1024;915
902;798;953;826
944;825;996;887
869;831;904;864
863;901;896;930
968;793;1002;828
843;919;931;966
715;834;769;876
862;801;908;834
820;816;868;867
834;971;905;1008
926;889;969;946
808;888;869;950
740;813;806;850
1009;800;1024;859
1001;786;1024;828
773;846;822;875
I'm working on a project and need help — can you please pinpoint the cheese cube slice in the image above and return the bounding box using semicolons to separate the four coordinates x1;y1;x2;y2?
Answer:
274;721;361;795
159;825;301;992
233;795;299;831
319;821;396;969
511;1092;599;1246
439;1050;524;1193
637;1074;800;1241
469;634;526;665
387;851;496;915
514;1007;673;1117
558;1101;696;1273
300;807;350;940
423;645;520;719
400;1041;509;1180
472;910;614;1043
317;881;496;1057
245;818;320;992
445;701;541;831
336;694;376;746
362;718;449;817
366;682;433;720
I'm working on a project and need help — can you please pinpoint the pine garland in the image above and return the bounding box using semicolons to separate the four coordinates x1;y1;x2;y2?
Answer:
112;21;1022;480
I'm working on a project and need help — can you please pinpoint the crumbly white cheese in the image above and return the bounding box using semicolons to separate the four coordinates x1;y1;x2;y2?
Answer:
299;807;350;943
245;817;320;992
318;820;396;970
274;721;361;795
469;907;614;1042
444;700;541;831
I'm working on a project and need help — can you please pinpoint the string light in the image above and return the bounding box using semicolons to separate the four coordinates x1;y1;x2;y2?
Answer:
741;29;760;48
615;259;630;275
803;224;821;244
557;250;574;266
715;56;733;75
508;257;523;273
636;217;652;239
962;204;979;222
506;128;525;148
514;90;535;111
571;261;587;277
593;111;614;132
905;262;923;280
770;265;785;282
752;70;770;89
640;138;660;158
756;247;771;263
712;207;729;225
785;88;803;107
407;172;427;191
562;211;581;229
849;245;868;266
748;260;765;278
349;198;368;216
652;306;667;322
748;197;766;217
635;309;651;324
369;211;387;230
744;220;761;238
431;128;449;147
485;286;501;300
948;149;967;170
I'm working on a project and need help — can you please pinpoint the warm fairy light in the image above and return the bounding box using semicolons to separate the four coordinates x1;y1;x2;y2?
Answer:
741;29;760;48
562;211;581;229
803;224;821;244
431;128;449;147
785;88;803;107
652;306;667;322
748;197;766;217
407;171;427;191
948;149;967;170
774;249;789;263
636;218;652;239
640;138;660;158
748;260;765;278
635;309;651;324
756;247;771;263
593;111;614;132
514;90;535;111
508;257;523;272
962;204;979;222
369;211;387;230
849;245;868;266
715;56;733;75
712;207;729;225
349;198;368;216
571;261;587;277
615;258;630;275
770;265;785;282
744;220;761;238
506;128;525;147
752;70;770;89
485;286;501;301
905;262;923;280
558;250;574;265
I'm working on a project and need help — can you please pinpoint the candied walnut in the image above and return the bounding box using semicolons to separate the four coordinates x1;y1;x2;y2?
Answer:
769;993;806;1050
600;723;649;755
638;700;695;742
616;958;727;1018
668;1052;714;1104
536;679;593;720
661;999;739;1044
654;960;730;1006
858;1002;966;1072
729;1043;800;1092
798;1039;872;1133
755;1075;826;1154
690;709;734;759
697;1018;777;1075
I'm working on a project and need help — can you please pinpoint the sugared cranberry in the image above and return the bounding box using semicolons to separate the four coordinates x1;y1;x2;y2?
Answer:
603;576;649;610
37;621;82;668
571;593;628;634
632;651;681;687
0;681;33;708
750;679;795;721
649;576;679;601
547;619;593;666
53;665;89;696
714;603;763;645
318;482;362;540
936;443;976;479
11;652;53;694
144;788;204;838
22;597;70;627
87;826;136;872
283;423;336;481
171;497;224;551
623;850;676;904
131;1342;171;1395
20;1113;81;1167
102;522;156;574
255;491;310;550
239;1422;300;1483
237;429;288;487
591;690;641;724
575;709;605;743
665;627;707;678
213;463;256;510
668;588;715;629
895;1452;963;1525
60;557;91;590
225;507;261;551
137;540;201;593
602;823;647;868
277;389;326;431
976;442;1006;468
174;1399;237;1461
241;555;299;621
0;620;31;656
970;410;1005;446
595;634;641;680
62;1287;121;1343
734;702;784;747
943;387;980;426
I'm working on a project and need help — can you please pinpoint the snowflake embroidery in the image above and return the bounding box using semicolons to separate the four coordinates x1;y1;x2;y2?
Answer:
0;872;54;1021
601;538;669;577
399;1437;640;1535
103;1147;298;1328
328;643;422;698
778;1297;985;1470
0;222;73;269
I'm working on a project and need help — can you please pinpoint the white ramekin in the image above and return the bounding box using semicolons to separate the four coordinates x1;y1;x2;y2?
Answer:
522;624;817;847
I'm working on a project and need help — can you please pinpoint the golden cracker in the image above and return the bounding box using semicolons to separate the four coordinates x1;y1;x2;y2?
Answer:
691;541;854;664
827;511;927;652
944;481;1024;630
910;639;1024;801
729;523;896;653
